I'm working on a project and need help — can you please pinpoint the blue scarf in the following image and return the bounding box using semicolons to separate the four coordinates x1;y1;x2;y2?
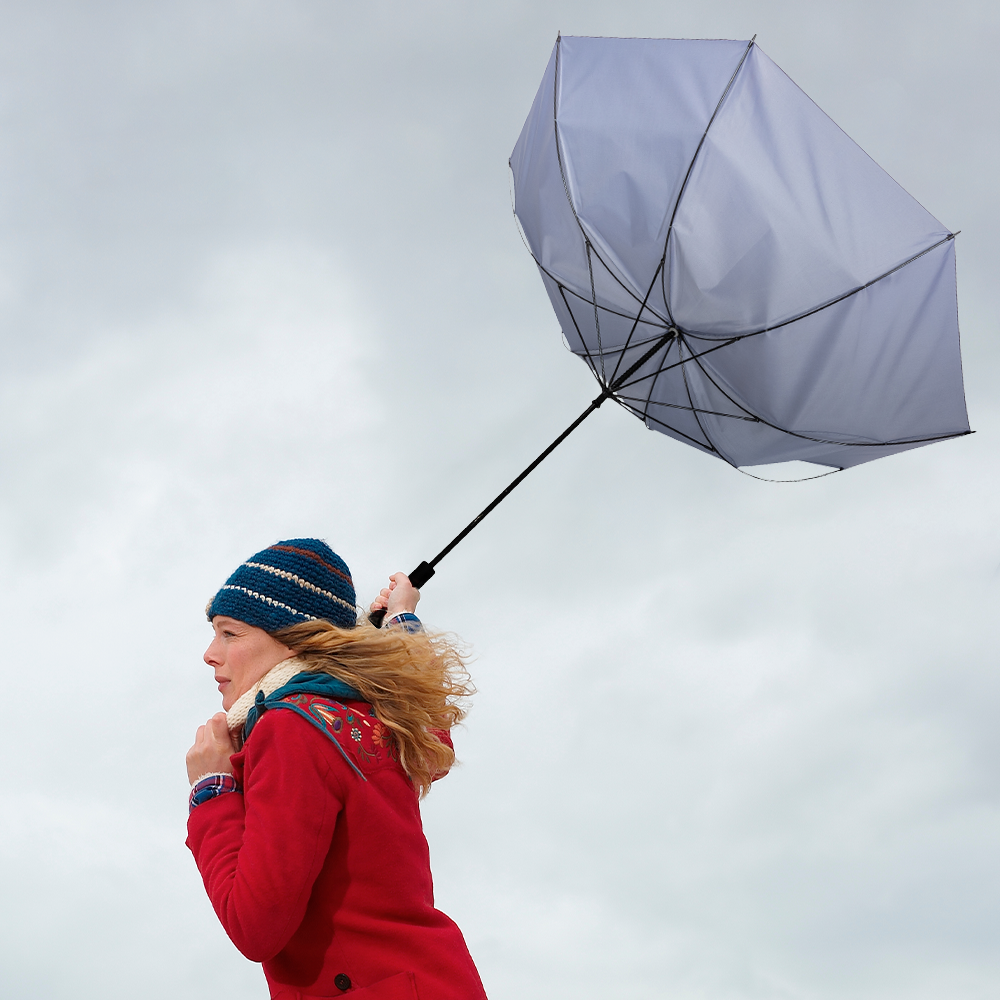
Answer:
244;670;361;741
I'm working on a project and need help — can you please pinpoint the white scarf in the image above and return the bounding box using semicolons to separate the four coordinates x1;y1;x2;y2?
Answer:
226;657;309;736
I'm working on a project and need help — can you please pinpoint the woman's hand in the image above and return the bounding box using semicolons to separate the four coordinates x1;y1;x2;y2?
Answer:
368;572;420;620
186;712;236;784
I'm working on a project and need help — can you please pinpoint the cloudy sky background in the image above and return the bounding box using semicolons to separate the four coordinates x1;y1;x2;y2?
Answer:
0;1;997;997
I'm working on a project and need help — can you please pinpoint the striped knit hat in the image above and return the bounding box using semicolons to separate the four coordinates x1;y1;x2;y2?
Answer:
207;538;357;631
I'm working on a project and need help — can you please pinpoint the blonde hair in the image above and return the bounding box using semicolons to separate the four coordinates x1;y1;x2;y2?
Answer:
271;618;473;797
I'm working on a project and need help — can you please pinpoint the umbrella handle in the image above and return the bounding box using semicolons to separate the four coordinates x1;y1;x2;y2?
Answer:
367;561;436;628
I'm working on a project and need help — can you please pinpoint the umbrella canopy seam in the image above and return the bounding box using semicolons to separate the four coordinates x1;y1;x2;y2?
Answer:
551;34;757;388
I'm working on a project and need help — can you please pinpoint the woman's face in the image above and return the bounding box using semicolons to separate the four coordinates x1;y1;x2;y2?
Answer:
204;616;296;711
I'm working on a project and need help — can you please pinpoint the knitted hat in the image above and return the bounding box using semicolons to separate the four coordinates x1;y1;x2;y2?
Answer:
207;538;357;631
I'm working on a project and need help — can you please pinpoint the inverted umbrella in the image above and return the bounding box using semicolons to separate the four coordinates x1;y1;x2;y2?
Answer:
370;34;969;623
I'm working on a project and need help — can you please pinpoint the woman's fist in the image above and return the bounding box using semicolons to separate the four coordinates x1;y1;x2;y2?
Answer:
186;712;236;784
368;572;420;620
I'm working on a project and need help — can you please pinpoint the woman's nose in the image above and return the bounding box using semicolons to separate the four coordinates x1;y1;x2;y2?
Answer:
204;637;223;667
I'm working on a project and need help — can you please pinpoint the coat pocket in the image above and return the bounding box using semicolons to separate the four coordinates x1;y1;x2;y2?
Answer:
345;972;419;1000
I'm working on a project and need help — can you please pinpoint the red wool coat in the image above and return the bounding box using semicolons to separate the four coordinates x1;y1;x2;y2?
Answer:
186;695;487;1000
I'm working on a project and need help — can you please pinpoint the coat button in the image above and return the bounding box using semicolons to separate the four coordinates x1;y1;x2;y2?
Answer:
334;973;352;991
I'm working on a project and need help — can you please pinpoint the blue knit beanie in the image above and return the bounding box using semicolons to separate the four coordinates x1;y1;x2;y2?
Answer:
207;538;357;631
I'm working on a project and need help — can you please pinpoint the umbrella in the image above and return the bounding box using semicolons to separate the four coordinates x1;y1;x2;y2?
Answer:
369;34;969;623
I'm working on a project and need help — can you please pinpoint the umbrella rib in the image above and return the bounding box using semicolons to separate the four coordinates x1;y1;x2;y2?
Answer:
614;336;742;390
639;335;675;424
681;233;958;342
514;216;673;354
660;35;757;318
537;249;677;393
629;405;719;452
585;241;607;383
660;259;674;330
552;34;584;232
557;279;670;328
614;233;959;395
603;259;667;386
607;35;756;386
619;393;757;422
681;344;763;424
678;335;731;461
549;33;756;383
684;345;971;449
584;240;672;325
557;283;602;380
551;34;675;361
552;28;664;345
523;226;673;324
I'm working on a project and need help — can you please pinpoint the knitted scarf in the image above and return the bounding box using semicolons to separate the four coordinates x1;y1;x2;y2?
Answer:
226;657;361;743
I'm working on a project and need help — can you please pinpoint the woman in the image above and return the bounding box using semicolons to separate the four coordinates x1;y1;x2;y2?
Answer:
186;538;487;1000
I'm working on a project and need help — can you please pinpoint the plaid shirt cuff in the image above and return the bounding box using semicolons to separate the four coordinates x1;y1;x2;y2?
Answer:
385;612;422;633
189;773;241;814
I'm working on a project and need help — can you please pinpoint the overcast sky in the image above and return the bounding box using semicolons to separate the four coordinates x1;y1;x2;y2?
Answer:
1;1;998;998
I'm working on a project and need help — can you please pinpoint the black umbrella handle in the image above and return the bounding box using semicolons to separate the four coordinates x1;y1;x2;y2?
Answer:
367;561;436;628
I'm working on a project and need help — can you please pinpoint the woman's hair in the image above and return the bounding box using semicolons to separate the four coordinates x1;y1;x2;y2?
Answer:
270;618;474;798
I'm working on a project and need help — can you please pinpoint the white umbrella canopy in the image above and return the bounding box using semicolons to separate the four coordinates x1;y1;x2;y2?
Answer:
510;35;971;471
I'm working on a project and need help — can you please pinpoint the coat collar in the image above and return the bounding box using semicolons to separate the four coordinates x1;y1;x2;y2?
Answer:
226;657;362;739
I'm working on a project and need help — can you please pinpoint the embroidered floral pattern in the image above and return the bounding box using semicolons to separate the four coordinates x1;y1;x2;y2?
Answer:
281;693;400;767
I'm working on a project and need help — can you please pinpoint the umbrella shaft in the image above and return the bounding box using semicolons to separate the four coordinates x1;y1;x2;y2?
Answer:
426;398;603;572
366;398;600;625
366;328;676;625
422;328;676;575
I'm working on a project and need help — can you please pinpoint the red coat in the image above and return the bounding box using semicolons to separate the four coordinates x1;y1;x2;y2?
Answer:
187;695;487;1000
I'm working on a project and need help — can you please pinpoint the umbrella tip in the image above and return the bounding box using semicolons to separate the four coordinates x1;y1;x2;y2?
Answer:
751;33;757;44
